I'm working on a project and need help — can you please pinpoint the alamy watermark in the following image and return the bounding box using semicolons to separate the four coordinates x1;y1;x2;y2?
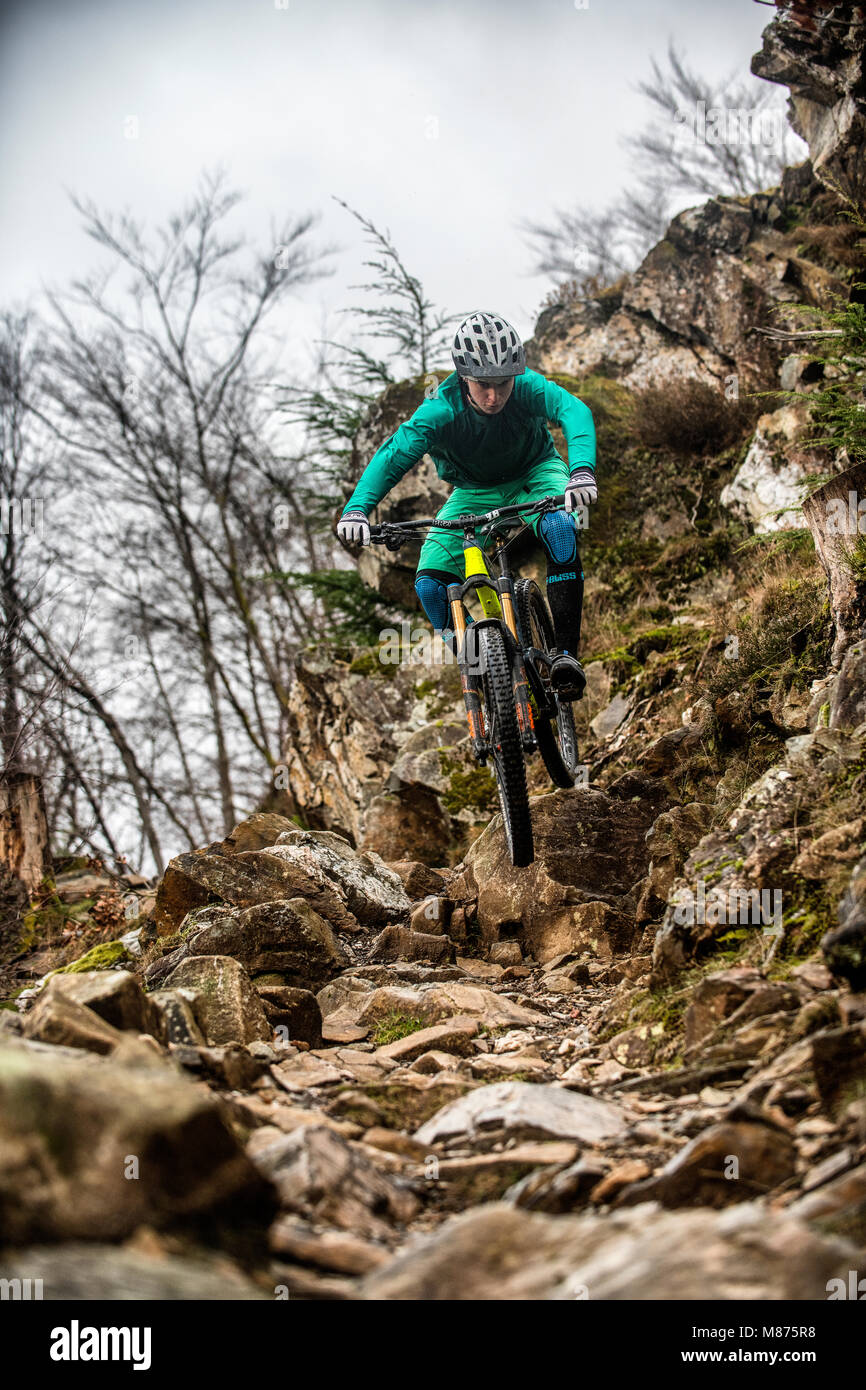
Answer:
0;497;43;538
674;99;785;149
824;489;866;536
49;1321;151;1369
1;1276;43;1300
826;1271;865;1300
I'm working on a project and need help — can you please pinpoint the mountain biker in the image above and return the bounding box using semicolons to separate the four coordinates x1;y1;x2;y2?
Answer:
337;310;597;698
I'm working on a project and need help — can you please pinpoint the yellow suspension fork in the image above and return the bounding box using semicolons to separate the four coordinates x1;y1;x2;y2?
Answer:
448;578;484;753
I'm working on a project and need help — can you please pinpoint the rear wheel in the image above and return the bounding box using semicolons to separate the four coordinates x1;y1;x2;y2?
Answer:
514;579;580;788
472;624;534;867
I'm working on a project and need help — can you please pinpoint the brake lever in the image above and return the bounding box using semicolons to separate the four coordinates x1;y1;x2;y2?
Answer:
371;529;424;551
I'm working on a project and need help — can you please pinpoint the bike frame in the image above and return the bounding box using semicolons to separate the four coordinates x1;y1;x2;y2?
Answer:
369;492;566;761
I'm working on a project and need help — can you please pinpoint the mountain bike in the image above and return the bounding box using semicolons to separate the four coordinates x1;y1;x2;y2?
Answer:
370;493;581;867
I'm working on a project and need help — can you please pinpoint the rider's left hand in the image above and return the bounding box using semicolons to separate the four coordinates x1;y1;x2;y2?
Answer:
564;467;597;513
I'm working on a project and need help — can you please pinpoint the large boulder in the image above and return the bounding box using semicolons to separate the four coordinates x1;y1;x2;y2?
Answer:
319;978;549;1035
415;1081;627;1149
29;970;158;1036
263;828;410;926
152;823;410;937
653;729;862;985
153;843;355;936
622;198;787;388
367;925;455;965
720;403;828;533
530;291;733;393
161;956;272;1045
190;898;349;988
22;986;129;1056
451;787;655;962
282;648;465;853
0;1041;275;1243
529;187;825;394
150;813;297;934
356;1200;861;1301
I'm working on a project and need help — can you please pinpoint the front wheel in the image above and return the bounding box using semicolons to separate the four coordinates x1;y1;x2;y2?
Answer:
514;579;580;789
470;624;534;867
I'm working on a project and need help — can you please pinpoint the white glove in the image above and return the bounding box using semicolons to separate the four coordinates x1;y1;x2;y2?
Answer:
565;467;597;512
337;510;371;546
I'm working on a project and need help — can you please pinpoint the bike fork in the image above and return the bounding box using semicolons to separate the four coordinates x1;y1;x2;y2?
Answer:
498;578;536;754
512;660;536;752
449;587;487;762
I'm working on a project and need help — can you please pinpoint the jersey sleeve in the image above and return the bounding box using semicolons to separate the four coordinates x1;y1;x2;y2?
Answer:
520;370;597;473
342;395;449;515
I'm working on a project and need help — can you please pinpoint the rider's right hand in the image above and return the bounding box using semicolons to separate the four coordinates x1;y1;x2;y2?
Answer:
337;510;371;546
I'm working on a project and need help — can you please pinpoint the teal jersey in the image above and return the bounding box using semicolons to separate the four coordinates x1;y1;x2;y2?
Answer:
342;369;596;516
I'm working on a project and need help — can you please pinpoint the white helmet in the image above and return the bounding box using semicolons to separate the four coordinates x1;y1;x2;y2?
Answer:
452;310;525;379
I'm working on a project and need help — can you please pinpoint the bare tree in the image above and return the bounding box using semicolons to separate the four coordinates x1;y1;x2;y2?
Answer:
0;313;54;780
525;43;804;295
330;199;456;387
4;169;336;866
629;43;801;203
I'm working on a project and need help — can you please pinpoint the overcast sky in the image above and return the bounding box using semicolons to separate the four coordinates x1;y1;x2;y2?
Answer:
1;0;781;370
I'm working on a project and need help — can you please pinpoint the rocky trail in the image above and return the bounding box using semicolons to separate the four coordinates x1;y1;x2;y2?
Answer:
2;787;865;1301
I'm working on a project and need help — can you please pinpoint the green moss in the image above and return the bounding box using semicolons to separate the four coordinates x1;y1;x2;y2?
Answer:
54;940;131;974
772;879;837;961
413;662;463;719
437;749;498;817
441;767;498;817
348;646;399;679
588;644;640;679
0;986;28;1012
370;1012;426;1046
621;941;755;1047
843;534;866;584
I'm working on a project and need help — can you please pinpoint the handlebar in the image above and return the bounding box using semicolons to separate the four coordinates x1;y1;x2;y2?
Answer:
369;493;566;547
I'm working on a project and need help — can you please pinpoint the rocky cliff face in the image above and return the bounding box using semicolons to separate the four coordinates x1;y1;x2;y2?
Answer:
530;168;827;393
2;2;866;1302
752;1;866;191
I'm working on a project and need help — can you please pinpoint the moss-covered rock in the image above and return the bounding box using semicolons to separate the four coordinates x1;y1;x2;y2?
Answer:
54;940;131;975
